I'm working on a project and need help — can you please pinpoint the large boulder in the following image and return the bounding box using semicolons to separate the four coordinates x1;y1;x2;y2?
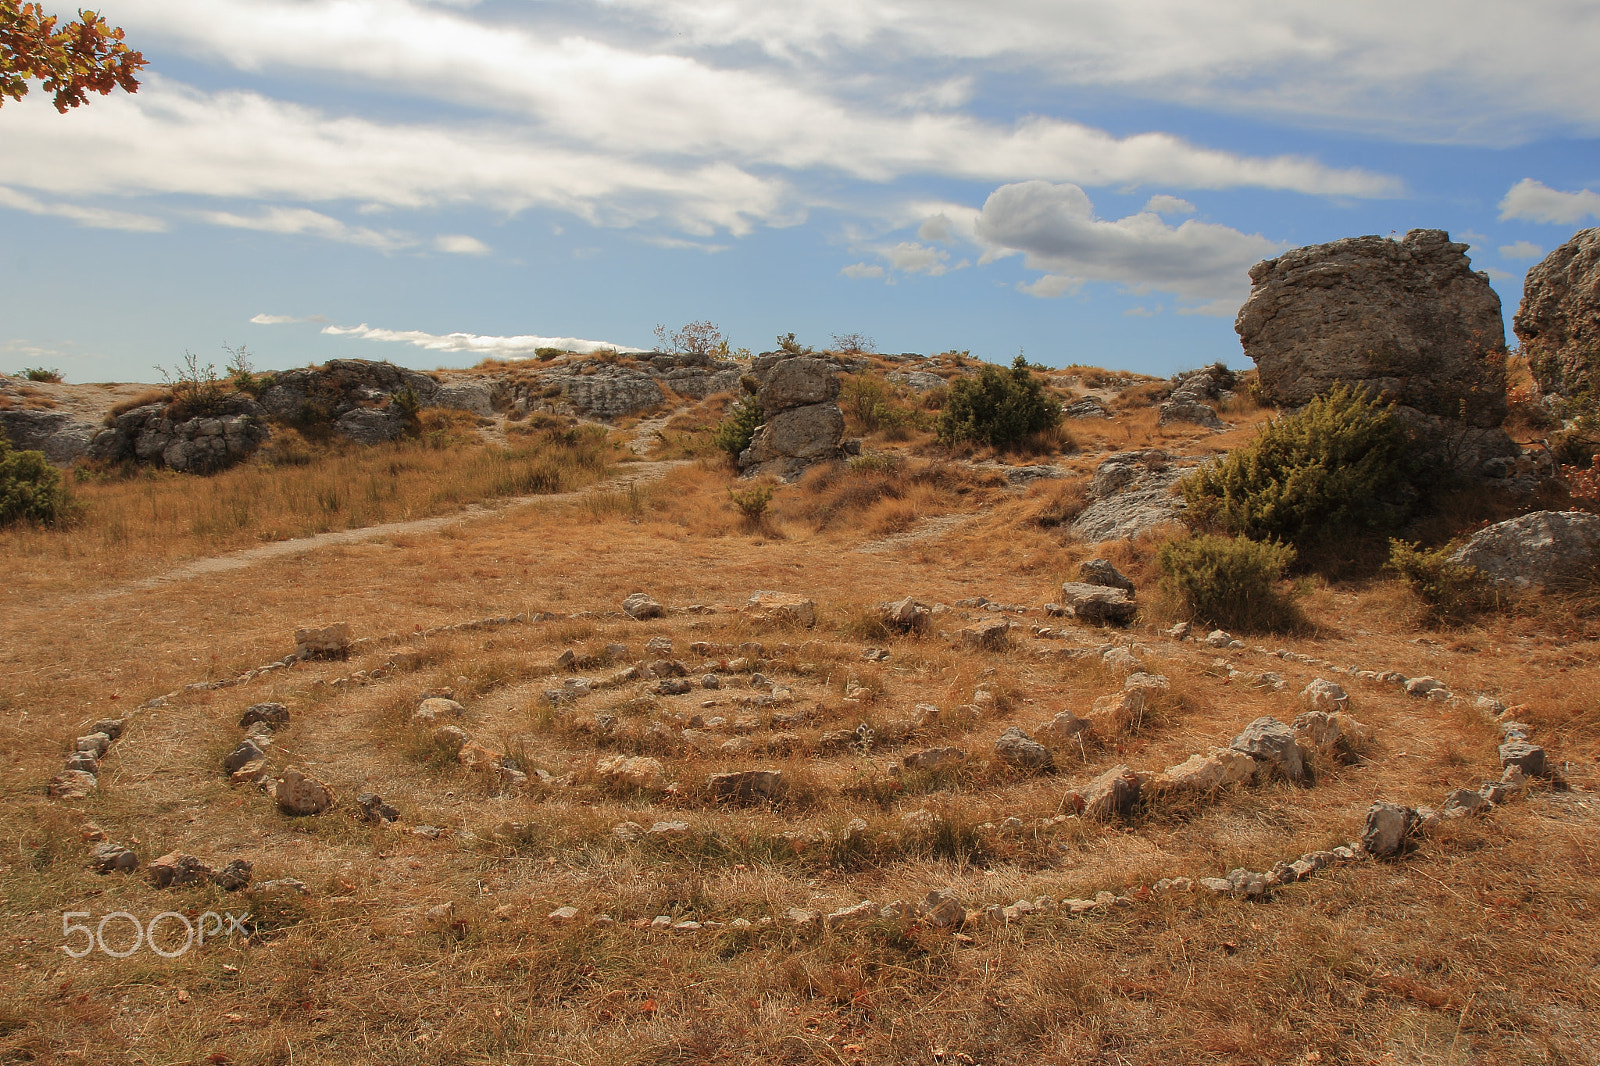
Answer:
1070;453;1187;543
1236;229;1509;427
0;409;99;465
1058;582;1137;625
550;364;665;420
1515;228;1600;398
1449;510;1600;591
1229;716;1306;781
738;356;846;480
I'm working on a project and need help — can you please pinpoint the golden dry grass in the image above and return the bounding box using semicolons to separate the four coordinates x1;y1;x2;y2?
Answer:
2;380;1596;1066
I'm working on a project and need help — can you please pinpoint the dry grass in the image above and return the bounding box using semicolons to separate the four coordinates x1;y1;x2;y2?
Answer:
2;375;1596;1066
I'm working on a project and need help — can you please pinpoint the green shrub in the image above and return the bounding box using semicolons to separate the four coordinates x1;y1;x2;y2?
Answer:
728;484;773;522
840;375;922;438
21;367;63;383
0;431;74;527
390;385;422;435
1386;539;1495;623
1180;386;1420;549
1157;533;1302;632
935;356;1062;449
713;396;765;459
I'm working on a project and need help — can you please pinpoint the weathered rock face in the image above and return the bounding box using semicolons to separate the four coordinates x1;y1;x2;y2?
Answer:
1158;365;1234;430
1515;228;1600;398
548;364;665;420
1070;452;1187;543
0;409;99;464
87;397;269;473
1237;229;1509;427
1058;582;1137;626
1450;510;1600;591
738;356;846;481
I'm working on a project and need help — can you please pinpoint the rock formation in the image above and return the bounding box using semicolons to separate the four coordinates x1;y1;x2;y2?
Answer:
737;355;847;480
1236;229;1509;427
1514;228;1600;399
1450;510;1600;592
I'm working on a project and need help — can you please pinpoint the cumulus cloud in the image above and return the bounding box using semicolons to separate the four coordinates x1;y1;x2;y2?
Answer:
318;322;644;356
840;262;885;279
974;180;1280;313
883;241;959;276
435;234;491;255
0;184;167;232
250;313;330;325
1498;240;1544;260
1499;179;1600;224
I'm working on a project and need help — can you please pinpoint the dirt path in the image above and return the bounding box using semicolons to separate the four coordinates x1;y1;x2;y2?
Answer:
84;459;689;601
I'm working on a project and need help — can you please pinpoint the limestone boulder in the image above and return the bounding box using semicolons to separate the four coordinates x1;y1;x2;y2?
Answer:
1079;764;1142;820
1077;559;1135;594
1229;717;1306;781
756;357;841;412
1236;228;1508;427
598;755;667;790
294;622;351;659
993;727;1052;770
959;618;1010;650
706;769;787;804
1360;802;1418;858
622;592;665;620
1514;228;1600;398
1153;748;1257;791
1449;510;1600;592
1058;582;1137;625
902;747;965;772
744;591;817;627
275;767;335;816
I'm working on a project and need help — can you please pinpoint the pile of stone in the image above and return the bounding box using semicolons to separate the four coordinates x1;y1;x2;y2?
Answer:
49;715;128;800
1158;364;1234;430
1049;560;1138;626
737;356;850;480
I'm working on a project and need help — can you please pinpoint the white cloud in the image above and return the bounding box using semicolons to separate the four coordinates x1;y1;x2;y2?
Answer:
617;1;1600;143
0;184;167;232
974;180;1280;312
250;313;330;325
435;234;491;255
1143;195;1196;216
1017;274;1080;299
840;262;885;279
883;241;957;276
317;322;644;356
112;2;1398;198
1499;179;1600;224
0;80;790;238
198;206;413;251
1497;240;1544;260
1481;267;1514;281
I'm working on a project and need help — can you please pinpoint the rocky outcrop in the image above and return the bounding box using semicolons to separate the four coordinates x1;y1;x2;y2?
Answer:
1515;228;1600;398
1450;510;1600;591
87;395;269;473
1158;364;1233;430
0;409;99;464
257;359;441;426
1236;229;1509;427
738;356;847;480
1069;452;1187;543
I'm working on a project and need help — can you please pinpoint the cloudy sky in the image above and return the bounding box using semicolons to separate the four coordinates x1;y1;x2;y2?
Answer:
3;0;1599;381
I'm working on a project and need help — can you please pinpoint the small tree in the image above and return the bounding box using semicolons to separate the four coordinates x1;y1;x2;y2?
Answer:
831;332;877;354
653;321;728;358
713;395;765;460
936;355;1062;449
1;2;146;111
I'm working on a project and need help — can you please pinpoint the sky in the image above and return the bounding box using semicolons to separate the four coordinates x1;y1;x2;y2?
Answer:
3;1;1600;383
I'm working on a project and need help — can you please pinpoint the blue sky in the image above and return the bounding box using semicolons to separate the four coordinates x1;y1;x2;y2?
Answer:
3;0;1599;382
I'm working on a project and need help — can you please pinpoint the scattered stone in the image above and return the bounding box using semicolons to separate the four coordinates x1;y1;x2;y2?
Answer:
294;622;352;659
230;758;269;785
64;752;100;774
824;901;877;930
1057;582;1137;625
1166;621;1191;640
1153;748;1257;792
622;592;664;620
49;770;97;798
430;725;469;754
90;842;138;874
1449;510;1600;592
239;703;290;729
275;767;336;816
917;889;965;928
1078;559;1136;594
1086;688;1146;738
655;678;693;696
744;591;817;628
1360;802;1418;858
1405;677;1446;697
213;859;253;892
959;618;1010;650
1225;868;1269;899
647;821;691;838
1080;764;1142;820
786;907;823;931
706;769;788;804
993;727;1052;770
597;755;666;790
355;792;400;824
879;596;933;634
1301;679;1349;713
902;747;965;772
90;718;126;741
1440;788;1489;817
1498;740;1547;777
1229;717;1306;781
148;852;215;888
645;636;675;656
75;733;111;758
612;821;644;841
1037;710;1091;747
701;674;721;689
1292;711;1368;757
548;906;581;924
1205;630;1232;648
223;738;268;775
